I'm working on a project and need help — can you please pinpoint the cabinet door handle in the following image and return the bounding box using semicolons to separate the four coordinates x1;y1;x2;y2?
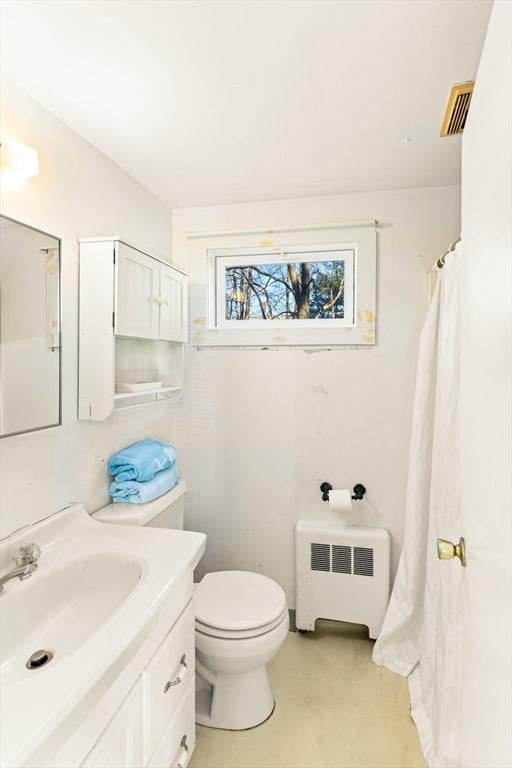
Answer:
174;735;188;768
163;654;188;693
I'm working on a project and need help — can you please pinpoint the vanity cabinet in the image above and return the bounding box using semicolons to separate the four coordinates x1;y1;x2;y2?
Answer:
78;238;188;419
82;601;195;768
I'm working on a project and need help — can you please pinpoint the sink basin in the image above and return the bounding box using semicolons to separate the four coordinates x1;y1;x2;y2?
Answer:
1;554;141;684
0;503;206;768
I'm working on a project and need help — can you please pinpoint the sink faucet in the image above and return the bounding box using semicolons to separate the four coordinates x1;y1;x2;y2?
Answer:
0;543;41;593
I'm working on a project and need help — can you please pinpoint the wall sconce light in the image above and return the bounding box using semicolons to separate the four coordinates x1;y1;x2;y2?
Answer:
0;135;39;186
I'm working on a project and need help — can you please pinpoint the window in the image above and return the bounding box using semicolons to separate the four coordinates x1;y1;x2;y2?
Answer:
215;246;354;328
187;222;376;347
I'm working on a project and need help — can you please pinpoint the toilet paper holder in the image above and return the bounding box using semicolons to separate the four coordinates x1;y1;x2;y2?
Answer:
320;482;366;502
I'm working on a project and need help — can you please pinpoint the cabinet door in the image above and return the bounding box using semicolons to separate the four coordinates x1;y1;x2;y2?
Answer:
116;243;160;339
81;681;143;768
159;264;187;342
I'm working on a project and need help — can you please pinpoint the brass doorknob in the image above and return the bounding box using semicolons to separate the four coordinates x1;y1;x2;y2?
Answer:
437;537;466;567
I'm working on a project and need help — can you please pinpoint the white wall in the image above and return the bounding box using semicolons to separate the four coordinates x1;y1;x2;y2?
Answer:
0;82;177;538
173;186;461;606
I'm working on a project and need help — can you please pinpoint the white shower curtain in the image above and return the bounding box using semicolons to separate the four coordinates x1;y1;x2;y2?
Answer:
373;247;464;768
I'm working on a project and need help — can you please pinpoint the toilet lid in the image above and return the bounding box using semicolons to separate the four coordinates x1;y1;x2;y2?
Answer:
194;571;287;632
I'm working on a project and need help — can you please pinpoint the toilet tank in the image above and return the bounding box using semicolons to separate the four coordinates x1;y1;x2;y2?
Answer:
92;480;188;529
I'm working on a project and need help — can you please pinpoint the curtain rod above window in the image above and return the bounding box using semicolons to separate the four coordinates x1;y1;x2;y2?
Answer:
433;237;461;272
186;220;378;240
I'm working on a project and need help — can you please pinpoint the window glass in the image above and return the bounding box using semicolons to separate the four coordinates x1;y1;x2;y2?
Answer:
224;259;349;322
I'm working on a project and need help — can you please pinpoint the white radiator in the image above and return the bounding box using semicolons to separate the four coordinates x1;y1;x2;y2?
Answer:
295;521;390;639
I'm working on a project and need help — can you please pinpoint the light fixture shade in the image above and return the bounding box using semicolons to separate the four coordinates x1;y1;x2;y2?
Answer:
0;135;39;183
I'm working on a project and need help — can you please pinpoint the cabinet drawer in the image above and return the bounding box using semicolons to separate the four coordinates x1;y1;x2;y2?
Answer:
143;600;195;759
148;681;195;768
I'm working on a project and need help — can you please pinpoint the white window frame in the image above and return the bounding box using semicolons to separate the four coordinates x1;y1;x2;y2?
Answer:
186;222;377;347
212;244;355;329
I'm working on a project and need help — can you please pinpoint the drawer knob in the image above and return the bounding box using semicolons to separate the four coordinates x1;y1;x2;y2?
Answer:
163;654;188;694
176;735;188;768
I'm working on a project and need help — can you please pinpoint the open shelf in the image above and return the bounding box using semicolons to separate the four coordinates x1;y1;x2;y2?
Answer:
111;337;184;413
114;385;182;401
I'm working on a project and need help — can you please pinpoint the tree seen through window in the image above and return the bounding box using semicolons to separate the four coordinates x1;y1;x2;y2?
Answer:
224;260;346;321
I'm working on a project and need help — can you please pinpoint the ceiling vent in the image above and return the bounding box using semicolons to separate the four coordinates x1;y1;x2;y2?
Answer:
441;81;474;137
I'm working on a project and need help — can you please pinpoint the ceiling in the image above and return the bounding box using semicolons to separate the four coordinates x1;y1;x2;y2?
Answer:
1;0;492;210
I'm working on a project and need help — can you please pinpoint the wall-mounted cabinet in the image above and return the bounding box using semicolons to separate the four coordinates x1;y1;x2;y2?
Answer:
115;244;187;342
79;238;187;420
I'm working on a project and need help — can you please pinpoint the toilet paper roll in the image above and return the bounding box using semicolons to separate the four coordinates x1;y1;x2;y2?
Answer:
328;489;353;513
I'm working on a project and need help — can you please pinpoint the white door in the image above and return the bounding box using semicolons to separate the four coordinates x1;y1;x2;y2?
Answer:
456;5;512;767
159;264;187;342
82;682;144;768
116;243;160;339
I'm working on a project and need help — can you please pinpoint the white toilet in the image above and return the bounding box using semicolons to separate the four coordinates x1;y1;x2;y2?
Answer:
194;569;289;729
93;480;289;730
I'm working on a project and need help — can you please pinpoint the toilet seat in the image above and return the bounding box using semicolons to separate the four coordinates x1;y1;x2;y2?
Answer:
194;570;287;638
195;607;289;639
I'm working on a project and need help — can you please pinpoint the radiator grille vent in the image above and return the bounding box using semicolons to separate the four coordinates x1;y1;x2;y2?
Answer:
311;543;330;572
354;547;374;577
441;82;474;137
310;543;374;577
332;545;352;574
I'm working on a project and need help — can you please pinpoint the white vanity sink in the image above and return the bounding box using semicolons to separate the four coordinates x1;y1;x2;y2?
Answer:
2;554;142;685
0;504;205;768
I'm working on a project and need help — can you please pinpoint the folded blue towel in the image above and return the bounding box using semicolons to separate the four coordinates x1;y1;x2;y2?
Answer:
109;464;181;504
108;439;177;483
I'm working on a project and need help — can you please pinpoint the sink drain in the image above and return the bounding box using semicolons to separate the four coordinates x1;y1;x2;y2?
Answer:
26;649;53;670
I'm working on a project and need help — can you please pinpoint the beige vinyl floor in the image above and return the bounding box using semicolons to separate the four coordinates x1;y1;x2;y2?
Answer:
190;620;426;768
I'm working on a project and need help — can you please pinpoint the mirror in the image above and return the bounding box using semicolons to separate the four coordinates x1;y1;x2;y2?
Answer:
0;215;61;437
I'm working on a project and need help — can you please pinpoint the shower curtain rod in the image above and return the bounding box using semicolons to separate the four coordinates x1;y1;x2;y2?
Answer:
432;237;461;272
